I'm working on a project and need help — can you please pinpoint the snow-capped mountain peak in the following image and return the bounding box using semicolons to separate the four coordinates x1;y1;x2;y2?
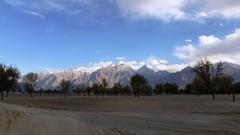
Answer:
21;62;240;90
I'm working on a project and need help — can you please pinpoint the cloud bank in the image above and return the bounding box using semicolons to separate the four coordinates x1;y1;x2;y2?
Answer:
117;0;240;21
85;57;187;73
4;0;240;21
175;28;240;64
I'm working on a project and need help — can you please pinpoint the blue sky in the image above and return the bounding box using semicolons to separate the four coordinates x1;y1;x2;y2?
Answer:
1;0;240;74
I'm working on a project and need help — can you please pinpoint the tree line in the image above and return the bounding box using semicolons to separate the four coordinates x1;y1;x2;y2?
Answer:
0;59;240;101
185;59;238;102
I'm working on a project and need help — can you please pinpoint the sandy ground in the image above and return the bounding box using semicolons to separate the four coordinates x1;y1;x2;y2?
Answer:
0;95;240;135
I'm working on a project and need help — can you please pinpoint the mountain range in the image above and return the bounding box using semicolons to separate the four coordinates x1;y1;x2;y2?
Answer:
32;62;240;90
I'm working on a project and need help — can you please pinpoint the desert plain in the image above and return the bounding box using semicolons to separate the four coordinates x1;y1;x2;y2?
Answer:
0;95;240;135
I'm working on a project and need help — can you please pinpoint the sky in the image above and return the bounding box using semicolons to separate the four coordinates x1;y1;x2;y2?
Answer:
1;0;240;74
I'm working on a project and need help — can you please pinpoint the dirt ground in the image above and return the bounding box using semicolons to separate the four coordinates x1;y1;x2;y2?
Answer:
0;95;240;135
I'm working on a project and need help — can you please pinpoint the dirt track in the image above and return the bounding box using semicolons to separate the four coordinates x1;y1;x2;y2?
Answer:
0;95;240;135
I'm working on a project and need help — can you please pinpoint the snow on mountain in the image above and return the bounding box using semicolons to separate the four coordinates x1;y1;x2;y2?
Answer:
25;62;240;90
37;68;92;89
35;64;136;89
88;64;136;87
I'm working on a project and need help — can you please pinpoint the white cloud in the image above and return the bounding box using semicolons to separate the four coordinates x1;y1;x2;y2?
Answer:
4;0;240;22
89;61;113;69
196;12;208;18
116;56;186;72
175;44;197;60
175;28;240;64
3;0;88;15
46;57;187;74
83;57;186;73
185;39;192;43
118;60;145;70
116;57;126;61
225;28;240;40
144;57;186;72
116;0;187;22
116;0;240;22
199;35;221;46
24;11;45;19
205;1;240;19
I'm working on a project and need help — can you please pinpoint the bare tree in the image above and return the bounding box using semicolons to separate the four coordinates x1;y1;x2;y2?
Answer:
24;72;38;98
101;78;108;96
60;79;71;98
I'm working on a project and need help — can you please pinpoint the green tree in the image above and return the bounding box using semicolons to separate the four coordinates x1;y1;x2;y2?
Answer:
24;72;38;98
85;86;92;96
193;59;225;100
184;84;192;95
111;83;122;96
234;82;240;94
60;79;71;98
0;64;20;101
219;76;234;101
142;84;152;96
191;76;208;95
130;74;148;98
154;84;164;95
193;59;213;98
212;62;225;94
92;83;101;95
163;83;178;94
5;66;20;97
123;85;131;96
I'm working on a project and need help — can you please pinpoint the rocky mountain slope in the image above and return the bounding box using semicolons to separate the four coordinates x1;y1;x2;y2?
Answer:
30;62;240;90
